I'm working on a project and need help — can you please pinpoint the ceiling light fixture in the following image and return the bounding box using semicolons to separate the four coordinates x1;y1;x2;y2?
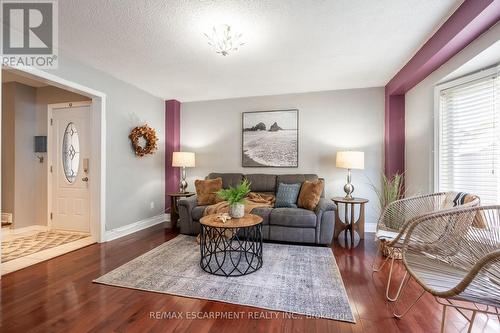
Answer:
204;24;244;56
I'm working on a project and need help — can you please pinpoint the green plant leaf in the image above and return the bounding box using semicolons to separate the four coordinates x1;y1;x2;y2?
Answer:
216;179;251;206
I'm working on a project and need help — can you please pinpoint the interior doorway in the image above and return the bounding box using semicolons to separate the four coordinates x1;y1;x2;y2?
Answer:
1;67;106;275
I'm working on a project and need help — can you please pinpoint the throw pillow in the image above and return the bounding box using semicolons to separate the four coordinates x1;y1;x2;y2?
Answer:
463;194;487;228
298;179;324;211
195;178;223;205
275;183;301;208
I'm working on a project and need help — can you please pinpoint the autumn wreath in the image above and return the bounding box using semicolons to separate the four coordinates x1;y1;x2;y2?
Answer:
129;124;158;157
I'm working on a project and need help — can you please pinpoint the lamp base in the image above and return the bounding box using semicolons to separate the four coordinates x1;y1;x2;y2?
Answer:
343;183;354;200
343;168;354;200
179;166;188;193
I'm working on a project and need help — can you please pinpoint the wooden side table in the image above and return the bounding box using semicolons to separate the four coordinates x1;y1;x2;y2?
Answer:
332;197;369;247
167;192;195;229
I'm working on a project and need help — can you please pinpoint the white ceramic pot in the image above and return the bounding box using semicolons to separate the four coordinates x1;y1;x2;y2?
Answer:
229;203;245;218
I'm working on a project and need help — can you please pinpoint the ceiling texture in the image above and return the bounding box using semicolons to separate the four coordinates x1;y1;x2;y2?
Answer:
59;0;461;102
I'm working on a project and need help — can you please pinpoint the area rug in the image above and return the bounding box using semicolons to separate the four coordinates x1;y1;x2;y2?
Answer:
94;235;355;322
1;230;89;262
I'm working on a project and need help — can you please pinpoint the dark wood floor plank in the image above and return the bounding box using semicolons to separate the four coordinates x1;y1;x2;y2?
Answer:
1;224;498;332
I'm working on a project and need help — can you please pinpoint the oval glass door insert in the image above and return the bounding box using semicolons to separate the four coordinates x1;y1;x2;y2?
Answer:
62;122;80;183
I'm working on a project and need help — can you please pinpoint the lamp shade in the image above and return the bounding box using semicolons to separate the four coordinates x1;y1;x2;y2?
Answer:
172;152;195;167
336;151;364;170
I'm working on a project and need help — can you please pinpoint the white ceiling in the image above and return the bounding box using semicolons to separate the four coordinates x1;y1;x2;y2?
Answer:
59;0;461;102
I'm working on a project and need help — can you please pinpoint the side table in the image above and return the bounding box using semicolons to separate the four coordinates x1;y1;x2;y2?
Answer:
332;197;369;247
167;192;195;229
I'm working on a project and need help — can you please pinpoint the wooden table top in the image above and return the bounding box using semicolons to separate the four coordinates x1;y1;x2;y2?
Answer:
167;192;195;197
200;214;263;228
331;197;369;204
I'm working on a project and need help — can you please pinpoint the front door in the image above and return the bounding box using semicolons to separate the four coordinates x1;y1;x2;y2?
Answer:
50;103;91;232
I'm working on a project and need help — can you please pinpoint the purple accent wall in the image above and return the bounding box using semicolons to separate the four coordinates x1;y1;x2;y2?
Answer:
165;99;181;211
384;0;500;177
384;92;405;177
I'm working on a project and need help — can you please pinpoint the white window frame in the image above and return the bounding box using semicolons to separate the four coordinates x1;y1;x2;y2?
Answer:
433;65;500;193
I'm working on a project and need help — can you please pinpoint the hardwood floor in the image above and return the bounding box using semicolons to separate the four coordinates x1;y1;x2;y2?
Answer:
1;225;498;332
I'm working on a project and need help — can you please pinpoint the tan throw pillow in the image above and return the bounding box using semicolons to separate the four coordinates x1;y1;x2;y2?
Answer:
297;179;324;211
463;194;486;228
195;178;223;205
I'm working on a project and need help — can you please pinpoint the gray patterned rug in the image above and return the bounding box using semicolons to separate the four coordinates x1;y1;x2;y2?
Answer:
93;235;355;322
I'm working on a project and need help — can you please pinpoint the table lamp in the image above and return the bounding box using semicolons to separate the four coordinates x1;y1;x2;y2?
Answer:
336;151;364;199
172;152;195;193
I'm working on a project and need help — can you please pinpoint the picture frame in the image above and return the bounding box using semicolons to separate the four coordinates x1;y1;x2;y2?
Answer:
242;109;298;168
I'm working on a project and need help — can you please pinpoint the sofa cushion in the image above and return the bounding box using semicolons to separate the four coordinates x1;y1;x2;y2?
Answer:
195;178;223;205
208;173;244;189
244;174;277;193
275;183;301;208
276;174;325;198
192;206;208;221
270;208;317;228
249;207;272;225
298;179;324;211
276;174;318;185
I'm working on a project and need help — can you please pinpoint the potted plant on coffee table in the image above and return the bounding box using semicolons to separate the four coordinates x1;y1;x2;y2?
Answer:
217;179;251;218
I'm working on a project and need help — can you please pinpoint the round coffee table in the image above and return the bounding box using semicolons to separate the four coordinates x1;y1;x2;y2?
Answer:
199;213;263;277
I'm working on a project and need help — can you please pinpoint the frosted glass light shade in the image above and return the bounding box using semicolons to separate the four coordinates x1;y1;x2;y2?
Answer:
172;152;195;167
336;151;364;170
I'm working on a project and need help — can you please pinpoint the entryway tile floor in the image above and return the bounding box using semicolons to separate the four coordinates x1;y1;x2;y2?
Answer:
1;230;94;275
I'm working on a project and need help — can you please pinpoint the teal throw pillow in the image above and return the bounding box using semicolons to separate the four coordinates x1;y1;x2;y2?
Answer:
275;183;301;208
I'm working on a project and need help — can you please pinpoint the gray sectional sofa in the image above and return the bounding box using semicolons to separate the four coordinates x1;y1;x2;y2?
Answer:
178;173;336;245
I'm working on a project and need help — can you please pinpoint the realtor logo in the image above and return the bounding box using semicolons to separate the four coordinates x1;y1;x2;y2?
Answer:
1;0;58;68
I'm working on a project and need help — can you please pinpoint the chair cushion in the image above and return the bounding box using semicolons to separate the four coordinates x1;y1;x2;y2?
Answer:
249;207;272;225
244;174;277;193
376;229;405;243
195;178;222;205
275;183;301;208
297;179;324;210
270;208;317;228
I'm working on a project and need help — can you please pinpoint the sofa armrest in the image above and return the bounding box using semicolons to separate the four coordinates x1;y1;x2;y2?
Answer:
178;195;198;211
315;198;336;245
178;195;199;235
315;198;336;215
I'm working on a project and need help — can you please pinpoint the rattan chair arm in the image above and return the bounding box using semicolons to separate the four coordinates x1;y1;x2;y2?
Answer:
404;248;500;298
376;192;449;232
402;205;500;300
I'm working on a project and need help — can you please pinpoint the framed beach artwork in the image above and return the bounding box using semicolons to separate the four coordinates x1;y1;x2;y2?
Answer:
242;109;298;167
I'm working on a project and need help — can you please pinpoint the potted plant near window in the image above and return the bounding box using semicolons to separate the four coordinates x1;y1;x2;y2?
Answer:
217;180;251;218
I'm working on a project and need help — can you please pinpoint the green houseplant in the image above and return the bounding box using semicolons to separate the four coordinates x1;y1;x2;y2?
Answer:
370;172;405;230
372;172;405;211
216;179;251;218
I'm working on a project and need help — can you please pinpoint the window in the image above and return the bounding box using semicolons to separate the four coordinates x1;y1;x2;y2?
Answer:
436;67;500;204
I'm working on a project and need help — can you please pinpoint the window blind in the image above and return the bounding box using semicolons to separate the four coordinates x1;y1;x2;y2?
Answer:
438;73;500;204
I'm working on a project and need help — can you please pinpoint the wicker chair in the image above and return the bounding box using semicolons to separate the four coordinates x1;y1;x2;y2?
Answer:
393;205;500;332
373;192;480;301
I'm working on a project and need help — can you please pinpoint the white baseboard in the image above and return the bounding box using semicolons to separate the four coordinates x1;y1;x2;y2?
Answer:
1;225;48;240
105;213;170;242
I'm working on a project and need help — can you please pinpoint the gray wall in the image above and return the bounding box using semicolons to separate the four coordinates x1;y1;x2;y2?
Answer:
1;82;37;229
44;52;166;231
405;23;500;195
1;83;15;222
181;88;384;229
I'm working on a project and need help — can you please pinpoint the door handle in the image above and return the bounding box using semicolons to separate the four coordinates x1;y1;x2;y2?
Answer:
82;177;89;182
